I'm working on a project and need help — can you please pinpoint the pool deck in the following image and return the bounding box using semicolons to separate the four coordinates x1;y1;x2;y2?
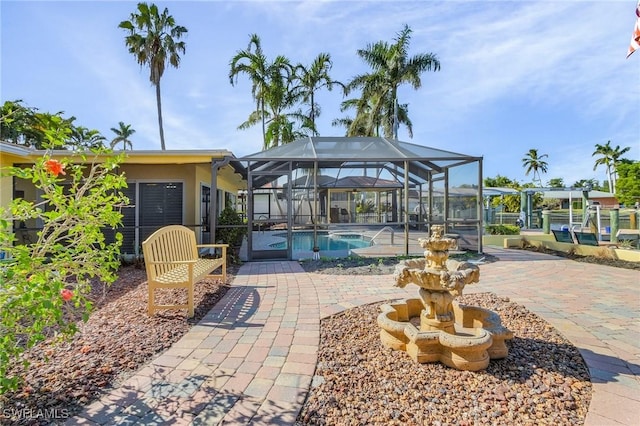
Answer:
65;244;640;425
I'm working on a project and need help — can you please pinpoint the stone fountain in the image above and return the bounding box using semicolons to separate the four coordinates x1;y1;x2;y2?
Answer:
377;225;512;371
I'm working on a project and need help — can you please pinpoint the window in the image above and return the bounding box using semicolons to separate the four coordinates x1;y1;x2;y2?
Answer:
201;184;211;242
103;186;136;253
139;182;183;242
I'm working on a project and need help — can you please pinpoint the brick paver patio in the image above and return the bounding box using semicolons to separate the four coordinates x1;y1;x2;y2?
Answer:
68;247;640;425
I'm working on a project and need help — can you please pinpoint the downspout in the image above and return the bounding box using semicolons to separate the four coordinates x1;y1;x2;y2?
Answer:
210;156;232;244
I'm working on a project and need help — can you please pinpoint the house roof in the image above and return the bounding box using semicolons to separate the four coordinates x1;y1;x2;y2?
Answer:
0;140;35;159
109;149;234;164
0;141;247;179
1;141;235;163
541;190;616;199
484;187;520;196
483;186;616;200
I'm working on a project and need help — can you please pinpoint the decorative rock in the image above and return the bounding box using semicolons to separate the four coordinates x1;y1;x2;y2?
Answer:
298;293;592;425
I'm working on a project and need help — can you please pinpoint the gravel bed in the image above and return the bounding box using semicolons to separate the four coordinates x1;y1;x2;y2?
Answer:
0;265;231;425
299;252;499;275
297;293;592;425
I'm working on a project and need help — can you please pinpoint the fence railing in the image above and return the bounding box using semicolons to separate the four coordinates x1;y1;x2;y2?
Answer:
485;211;637;230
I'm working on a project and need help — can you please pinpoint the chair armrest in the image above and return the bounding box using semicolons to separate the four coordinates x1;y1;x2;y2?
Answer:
197;244;229;249
197;244;228;257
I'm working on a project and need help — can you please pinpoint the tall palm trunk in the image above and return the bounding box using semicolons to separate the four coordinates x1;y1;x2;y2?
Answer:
156;82;166;150
260;97;266;149
310;91;316;130
607;166;614;193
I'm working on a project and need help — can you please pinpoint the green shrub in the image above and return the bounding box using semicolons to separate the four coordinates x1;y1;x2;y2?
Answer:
0;139;127;393
216;205;247;247
485;224;521;235
215;205;247;264
355;199;375;214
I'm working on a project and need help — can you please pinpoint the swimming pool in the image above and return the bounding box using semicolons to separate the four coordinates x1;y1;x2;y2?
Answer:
270;231;372;251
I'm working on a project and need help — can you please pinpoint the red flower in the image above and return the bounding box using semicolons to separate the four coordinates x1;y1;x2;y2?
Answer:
45;159;66;177
61;289;73;301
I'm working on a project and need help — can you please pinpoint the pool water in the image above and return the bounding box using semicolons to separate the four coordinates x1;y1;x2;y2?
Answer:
270;232;372;251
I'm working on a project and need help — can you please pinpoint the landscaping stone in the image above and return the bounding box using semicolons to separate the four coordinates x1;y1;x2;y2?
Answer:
0;265;232;425
297;293;592;425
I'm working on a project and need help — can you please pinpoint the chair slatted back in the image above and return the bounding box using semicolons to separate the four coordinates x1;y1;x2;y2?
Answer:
142;225;198;278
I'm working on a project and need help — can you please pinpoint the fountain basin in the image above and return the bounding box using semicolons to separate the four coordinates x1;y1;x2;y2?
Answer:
452;302;513;359
378;298;513;371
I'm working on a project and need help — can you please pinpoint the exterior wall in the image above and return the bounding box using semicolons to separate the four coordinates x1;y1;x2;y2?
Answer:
121;163;197;227
12;170;40;241
120;162;246;232
118;162;245;248
0;153;20;216
590;197;619;207
216;165;245;194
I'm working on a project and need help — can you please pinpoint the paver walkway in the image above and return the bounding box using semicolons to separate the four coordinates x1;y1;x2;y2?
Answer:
69;247;640;425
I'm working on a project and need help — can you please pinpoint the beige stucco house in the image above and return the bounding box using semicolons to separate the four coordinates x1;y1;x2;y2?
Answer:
0;141;247;255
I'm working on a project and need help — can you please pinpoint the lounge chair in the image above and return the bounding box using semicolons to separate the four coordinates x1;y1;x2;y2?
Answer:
574;231;618;247
573;231;599;246
552;229;574;244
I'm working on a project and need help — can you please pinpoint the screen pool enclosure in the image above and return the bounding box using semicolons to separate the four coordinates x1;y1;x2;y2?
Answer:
227;136;483;261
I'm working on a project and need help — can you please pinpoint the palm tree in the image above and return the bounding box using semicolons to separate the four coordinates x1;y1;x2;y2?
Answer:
547;178;565;188
332;98;365;136
119;3;187;150
229;34;272;148
593;140;631;193
292;53;344;134
69;126;106;150
237;56;312;149
110;122;136;150
573;179;600;190
522;149;549;187
230;35;311;149
332;95;378;136
346;24;440;138
593;141;615;192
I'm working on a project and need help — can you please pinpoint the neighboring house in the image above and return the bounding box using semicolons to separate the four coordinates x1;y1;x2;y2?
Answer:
0;141;247;255
541;189;619;209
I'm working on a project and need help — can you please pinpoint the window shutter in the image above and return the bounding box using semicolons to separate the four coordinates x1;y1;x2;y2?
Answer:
139;183;183;241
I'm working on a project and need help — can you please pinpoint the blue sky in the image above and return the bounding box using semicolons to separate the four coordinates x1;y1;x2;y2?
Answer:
2;0;639;187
